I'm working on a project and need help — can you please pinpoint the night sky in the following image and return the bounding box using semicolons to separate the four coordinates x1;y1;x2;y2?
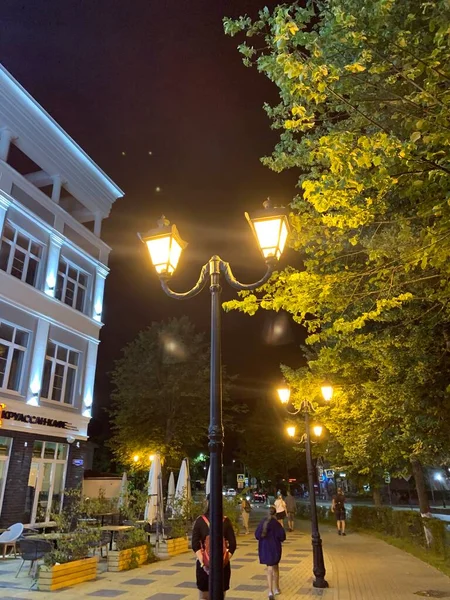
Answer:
1;1;306;442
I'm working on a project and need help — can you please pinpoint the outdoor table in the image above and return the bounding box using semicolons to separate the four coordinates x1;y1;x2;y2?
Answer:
26;532;70;548
94;513;119;526
100;525;133;550
26;522;58;533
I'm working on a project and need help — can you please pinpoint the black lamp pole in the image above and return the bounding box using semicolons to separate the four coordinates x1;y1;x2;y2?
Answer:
303;409;328;588
158;255;274;600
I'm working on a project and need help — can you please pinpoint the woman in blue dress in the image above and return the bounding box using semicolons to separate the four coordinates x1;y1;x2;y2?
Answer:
255;505;286;600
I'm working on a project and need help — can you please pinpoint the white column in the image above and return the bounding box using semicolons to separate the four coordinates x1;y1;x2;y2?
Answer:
94;212;102;237
44;233;63;296
27;319;50;405
0;128;13;162
51;175;62;204
82;340;99;418
92;264;108;322
0;195;11;237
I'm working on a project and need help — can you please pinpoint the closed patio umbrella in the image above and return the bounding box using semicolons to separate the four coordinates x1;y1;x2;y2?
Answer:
167;471;175;512
205;466;210;497
144;454;162;524
174;458;191;515
118;472;128;509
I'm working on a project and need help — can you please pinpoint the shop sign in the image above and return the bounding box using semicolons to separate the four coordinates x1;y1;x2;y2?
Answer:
72;459;84;467
2;410;77;431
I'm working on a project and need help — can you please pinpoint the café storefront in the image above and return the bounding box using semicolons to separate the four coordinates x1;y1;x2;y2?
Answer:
0;404;88;528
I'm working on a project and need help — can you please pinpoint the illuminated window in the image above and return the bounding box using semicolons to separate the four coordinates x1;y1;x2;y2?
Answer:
0;222;43;286
41;341;79;405
0;321;29;392
55;259;88;312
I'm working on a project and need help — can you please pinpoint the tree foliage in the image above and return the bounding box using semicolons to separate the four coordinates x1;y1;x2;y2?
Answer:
224;0;450;494
109;317;211;466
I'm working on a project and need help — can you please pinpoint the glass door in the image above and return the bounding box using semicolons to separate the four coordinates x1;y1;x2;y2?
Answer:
29;441;68;525
0;436;12;516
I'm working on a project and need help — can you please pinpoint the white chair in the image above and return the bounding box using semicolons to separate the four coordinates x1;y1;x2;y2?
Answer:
0;523;24;559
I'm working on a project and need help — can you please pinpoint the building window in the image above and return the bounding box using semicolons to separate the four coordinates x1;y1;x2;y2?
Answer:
41;341;79;405
0;321;29;392
55;259;88;312
0;436;12;517
0;222;43;286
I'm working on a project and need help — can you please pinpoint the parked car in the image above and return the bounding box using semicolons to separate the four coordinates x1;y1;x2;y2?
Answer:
252;492;266;503
226;488;237;497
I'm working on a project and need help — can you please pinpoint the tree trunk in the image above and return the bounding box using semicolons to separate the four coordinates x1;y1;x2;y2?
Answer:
410;457;430;514
373;487;382;506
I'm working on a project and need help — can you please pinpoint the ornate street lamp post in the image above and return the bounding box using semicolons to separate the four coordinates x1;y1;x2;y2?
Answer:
140;200;289;600
277;384;333;589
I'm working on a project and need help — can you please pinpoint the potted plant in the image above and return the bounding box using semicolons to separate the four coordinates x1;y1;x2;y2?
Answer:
38;488;102;591
108;527;157;572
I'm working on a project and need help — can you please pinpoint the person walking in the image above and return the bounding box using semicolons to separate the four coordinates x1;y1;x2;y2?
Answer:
192;497;237;599
241;496;252;535
331;487;347;536
285;490;296;532
256;505;286;600
274;492;287;528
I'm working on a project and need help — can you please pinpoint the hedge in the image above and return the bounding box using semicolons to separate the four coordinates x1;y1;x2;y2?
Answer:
350;506;449;557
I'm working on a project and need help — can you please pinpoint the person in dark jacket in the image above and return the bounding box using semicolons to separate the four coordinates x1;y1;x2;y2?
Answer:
255;505;286;600
191;498;237;599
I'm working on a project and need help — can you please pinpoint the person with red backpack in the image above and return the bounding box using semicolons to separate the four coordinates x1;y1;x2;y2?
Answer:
192;497;237;599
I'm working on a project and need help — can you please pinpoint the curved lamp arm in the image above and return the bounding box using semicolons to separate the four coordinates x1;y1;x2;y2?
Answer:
220;259;275;291
285;399;314;416
159;263;209;300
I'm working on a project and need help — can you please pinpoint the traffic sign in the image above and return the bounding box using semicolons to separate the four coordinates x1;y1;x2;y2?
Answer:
384;472;391;484
237;474;245;483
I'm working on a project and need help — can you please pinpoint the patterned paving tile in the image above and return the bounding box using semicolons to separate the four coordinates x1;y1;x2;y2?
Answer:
88;591;126;598
281;559;301;563
251;574;267;580
233;558;255;562
232;564;244;569
280;566;294;571
226;597;254;600
147;595;187;600
176;582;197;588
235;584;267;592
150;569;180;576
244;552;259;556
122;578;156;586
173;562;195;567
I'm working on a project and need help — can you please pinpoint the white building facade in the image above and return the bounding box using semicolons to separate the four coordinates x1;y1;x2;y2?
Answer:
0;65;123;526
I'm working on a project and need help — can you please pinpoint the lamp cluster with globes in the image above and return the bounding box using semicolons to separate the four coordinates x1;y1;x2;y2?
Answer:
277;380;333;589
140;199;290;600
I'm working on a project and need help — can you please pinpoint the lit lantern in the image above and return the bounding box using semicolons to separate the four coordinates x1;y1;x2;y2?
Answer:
287;426;296;438
321;385;334;402
246;199;290;261
313;425;323;437
140;216;187;276
277;386;291;404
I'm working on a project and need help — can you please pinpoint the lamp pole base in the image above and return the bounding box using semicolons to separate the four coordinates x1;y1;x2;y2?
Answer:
313;578;329;589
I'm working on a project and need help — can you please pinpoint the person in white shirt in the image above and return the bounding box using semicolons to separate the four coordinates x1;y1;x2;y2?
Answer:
274;493;287;528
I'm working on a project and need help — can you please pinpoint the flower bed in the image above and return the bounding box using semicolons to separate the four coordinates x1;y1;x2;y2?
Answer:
157;536;189;559
108;544;148;572
38;556;98;592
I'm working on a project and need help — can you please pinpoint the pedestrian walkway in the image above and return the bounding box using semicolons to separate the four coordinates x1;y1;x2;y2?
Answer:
1;519;449;599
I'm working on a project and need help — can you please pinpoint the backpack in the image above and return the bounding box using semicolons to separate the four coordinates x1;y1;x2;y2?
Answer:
200;515;230;568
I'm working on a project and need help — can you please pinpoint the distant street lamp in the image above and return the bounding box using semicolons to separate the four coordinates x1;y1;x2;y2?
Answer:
141;200;289;600
277;383;333;589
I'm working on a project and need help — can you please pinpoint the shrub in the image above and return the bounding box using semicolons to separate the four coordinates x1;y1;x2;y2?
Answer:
350;506;449;557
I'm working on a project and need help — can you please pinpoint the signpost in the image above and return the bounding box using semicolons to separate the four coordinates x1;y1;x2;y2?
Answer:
237;473;245;489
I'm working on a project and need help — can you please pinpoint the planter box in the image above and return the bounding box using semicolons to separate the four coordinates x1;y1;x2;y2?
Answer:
107;545;148;572
38;556;98;592
158;537;189;559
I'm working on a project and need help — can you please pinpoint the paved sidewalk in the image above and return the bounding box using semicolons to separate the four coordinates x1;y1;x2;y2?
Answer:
1;519;450;599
